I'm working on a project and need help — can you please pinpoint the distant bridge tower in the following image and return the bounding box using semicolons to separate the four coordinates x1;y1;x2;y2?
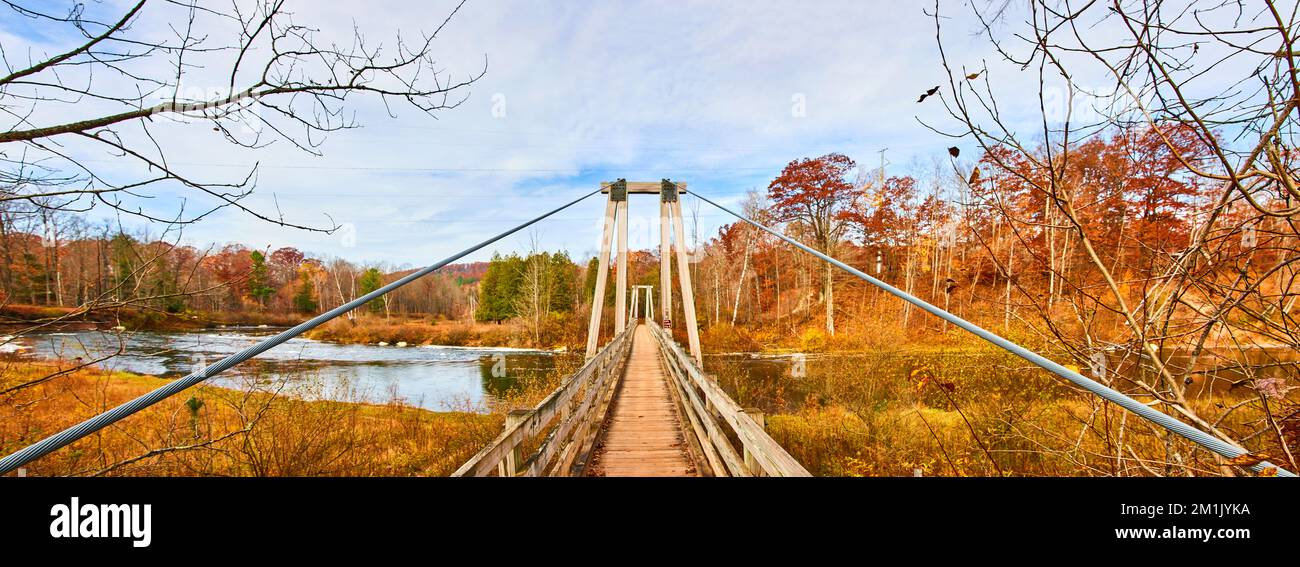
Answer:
630;284;654;322
585;179;702;365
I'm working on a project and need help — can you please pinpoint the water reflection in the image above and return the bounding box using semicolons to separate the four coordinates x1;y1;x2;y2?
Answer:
11;329;1290;416
9;328;570;412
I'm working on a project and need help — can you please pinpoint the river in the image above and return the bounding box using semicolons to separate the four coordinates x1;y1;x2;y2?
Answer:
4;328;575;412
5;328;1289;415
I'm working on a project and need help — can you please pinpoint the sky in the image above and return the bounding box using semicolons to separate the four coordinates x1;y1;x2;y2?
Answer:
2;0;1052;268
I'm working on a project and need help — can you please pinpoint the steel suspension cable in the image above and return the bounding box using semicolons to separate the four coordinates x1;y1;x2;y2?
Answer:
0;188;602;475
690;189;1295;477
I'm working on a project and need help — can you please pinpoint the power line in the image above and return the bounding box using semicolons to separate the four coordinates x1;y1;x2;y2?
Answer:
323;214;739;223
74;158;785;174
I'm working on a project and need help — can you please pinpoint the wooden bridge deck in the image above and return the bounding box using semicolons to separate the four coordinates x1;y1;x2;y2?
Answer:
453;319;810;477
586;324;698;477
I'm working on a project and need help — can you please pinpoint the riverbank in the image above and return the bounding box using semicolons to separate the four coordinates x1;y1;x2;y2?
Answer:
0;357;505;476
1;303;1035;354
2;304;573;350
0;303;306;334
303;317;577;350
695;319;1042;354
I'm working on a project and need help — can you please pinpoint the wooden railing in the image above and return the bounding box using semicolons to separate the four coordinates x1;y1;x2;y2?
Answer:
648;323;811;477
452;322;635;477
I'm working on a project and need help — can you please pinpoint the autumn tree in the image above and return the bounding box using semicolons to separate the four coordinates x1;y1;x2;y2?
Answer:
933;0;1300;473
269;247;307;290
768;153;861;335
0;1;481;379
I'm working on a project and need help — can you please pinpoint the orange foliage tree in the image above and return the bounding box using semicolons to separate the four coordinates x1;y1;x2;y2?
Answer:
767;153;862;335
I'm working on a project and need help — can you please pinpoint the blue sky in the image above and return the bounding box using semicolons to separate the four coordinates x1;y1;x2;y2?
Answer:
2;0;1027;267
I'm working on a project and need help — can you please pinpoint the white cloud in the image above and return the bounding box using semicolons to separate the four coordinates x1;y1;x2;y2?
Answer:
1;0;1020;265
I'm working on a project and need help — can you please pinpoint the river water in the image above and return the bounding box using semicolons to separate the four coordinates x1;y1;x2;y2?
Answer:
4;328;573;412
6;328;1290;415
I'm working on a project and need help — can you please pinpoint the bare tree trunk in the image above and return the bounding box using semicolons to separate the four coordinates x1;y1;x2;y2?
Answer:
1004;240;1014;334
713;271;720;325
823;260;835;335
1046;196;1056;307
775;250;782;327
902;227;916;328
731;234;751;325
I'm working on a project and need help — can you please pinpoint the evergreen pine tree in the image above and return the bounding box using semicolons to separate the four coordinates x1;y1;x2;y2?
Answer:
293;269;318;313
248;250;273;308
358;267;384;314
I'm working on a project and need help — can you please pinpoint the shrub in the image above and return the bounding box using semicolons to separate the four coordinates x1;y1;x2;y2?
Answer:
799;327;829;352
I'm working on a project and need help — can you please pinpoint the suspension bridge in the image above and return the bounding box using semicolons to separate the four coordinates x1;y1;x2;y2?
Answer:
0;180;1292;477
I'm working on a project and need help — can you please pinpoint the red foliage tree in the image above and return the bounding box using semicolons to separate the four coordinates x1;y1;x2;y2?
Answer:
767;153;861;335
203;244;252;309
269;246;307;290
848;175;920;248
1109;123;1210;252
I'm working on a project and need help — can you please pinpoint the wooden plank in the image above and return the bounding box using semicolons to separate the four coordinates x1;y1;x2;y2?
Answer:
742;408;766;476
586;324;698;477
533;324;633;475
453;325;632;477
563;329;631;476
457;319;808;477
663;358;728;476
652;326;748;476
497;410;529;477
649;323;811;477
530;349;613;475
552;328;632;475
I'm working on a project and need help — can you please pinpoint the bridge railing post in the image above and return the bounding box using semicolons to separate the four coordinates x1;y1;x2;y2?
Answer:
499;409;529;477
742;408;766;476
704;374;718;416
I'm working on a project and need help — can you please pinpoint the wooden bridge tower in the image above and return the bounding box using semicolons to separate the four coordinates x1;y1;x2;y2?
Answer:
630;284;654;322
585;179;703;365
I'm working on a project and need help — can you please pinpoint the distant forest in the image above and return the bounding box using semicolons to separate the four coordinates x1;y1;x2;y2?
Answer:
0;219;490;321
